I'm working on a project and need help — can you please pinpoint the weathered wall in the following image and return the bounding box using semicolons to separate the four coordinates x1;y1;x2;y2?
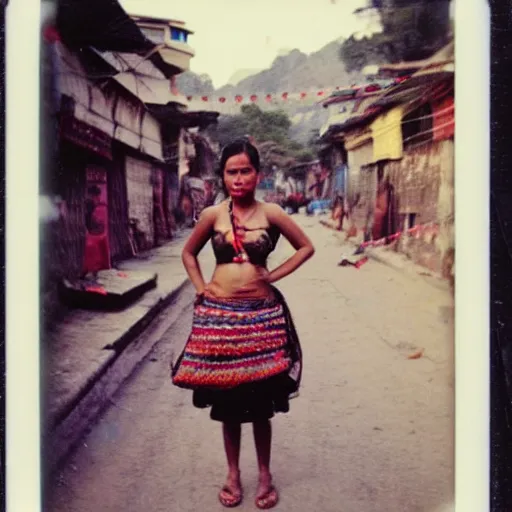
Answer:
350;163;377;233
385;139;454;276
41;141;87;326
108;147;133;263
346;140;374;229
125;156;155;251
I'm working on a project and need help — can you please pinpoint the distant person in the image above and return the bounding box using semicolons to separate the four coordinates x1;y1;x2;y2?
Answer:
172;139;314;509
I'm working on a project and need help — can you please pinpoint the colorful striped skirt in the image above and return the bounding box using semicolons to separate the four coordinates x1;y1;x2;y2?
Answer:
171;288;302;422
172;290;300;390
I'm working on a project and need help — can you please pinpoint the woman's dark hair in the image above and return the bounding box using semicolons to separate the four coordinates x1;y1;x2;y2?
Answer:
218;138;260;176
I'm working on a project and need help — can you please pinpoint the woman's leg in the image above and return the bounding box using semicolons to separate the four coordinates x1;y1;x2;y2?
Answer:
253;419;279;508
219;422;243;505
223;422;242;477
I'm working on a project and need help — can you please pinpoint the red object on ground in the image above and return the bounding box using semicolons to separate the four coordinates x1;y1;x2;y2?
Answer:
84;286;108;295
354;257;369;269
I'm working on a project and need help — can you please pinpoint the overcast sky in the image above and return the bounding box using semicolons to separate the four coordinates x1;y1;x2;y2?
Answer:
120;0;371;88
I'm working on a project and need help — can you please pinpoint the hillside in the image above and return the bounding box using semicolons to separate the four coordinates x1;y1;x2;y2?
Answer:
177;39;366;145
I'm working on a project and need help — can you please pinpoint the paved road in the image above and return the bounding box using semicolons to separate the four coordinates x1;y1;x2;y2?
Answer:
46;214;454;512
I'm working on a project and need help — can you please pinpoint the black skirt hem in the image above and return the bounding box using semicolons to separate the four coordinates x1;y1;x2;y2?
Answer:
192;373;292;424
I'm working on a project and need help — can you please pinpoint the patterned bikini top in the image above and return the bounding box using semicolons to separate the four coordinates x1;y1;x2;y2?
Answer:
211;199;280;266
211;225;280;266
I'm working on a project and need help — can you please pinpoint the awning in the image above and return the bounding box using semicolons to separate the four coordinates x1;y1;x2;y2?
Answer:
112;73;188;107
91;49;166;80
147;105;220;128
56;0;181;77
55;42;165;161
57;0;155;53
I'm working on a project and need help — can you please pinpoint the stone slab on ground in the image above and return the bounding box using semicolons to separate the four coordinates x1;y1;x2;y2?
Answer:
43;231;196;433
61;269;158;310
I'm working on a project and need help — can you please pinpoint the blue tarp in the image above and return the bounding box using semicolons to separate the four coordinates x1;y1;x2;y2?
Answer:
306;199;332;214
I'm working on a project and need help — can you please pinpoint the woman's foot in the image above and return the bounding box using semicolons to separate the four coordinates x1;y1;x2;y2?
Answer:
255;473;279;510
218;471;243;508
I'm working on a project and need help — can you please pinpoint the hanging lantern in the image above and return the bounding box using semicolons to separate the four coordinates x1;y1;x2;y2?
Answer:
282;92;288;100
250;94;258;102
219;97;226;103
201;96;209;102
265;94;272;102
235;95;243;103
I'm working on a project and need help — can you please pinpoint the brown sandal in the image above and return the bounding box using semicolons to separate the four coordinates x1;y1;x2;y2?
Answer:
255;486;279;509
219;485;243;508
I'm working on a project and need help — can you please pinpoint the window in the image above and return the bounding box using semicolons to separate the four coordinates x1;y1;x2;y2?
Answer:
170;28;188;43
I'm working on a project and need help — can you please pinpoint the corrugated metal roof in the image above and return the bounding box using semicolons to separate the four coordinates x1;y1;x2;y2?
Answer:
113;73;188;107
91;49;166;80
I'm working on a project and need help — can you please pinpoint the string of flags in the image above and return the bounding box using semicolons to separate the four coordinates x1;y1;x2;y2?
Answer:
188;89;334;104
184;77;412;105
185;82;396;104
338;222;440;270
355;223;440;253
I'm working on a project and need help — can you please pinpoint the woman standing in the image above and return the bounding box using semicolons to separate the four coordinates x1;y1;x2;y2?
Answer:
172;139;314;509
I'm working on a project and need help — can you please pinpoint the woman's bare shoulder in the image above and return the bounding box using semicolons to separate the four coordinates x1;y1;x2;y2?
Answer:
200;203;225;221
261;201;285;219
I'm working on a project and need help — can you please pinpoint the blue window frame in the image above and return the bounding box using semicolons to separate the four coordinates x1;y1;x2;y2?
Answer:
170;28;188;43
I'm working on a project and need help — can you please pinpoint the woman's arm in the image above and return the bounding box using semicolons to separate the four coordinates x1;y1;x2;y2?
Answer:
264;203;315;284
181;206;217;294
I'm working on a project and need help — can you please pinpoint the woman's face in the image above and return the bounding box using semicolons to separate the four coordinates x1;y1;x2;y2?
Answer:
223;152;259;199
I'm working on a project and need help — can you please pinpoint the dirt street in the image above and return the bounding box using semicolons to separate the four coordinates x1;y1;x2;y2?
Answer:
46;214;454;512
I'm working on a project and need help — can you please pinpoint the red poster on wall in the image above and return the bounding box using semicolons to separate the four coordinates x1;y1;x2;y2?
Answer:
83;166;111;274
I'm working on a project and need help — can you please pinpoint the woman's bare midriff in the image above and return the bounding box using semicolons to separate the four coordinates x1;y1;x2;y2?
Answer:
206;263;274;299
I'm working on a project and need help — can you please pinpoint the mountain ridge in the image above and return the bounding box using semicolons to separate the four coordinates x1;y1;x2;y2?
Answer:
176;39;366;144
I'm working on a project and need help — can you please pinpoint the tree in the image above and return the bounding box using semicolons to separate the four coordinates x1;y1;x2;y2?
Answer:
210;105;314;172
340;0;451;72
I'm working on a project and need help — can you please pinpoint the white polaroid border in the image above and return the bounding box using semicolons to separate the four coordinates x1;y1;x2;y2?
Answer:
4;0;490;511
6;0;42;510
454;0;490;510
